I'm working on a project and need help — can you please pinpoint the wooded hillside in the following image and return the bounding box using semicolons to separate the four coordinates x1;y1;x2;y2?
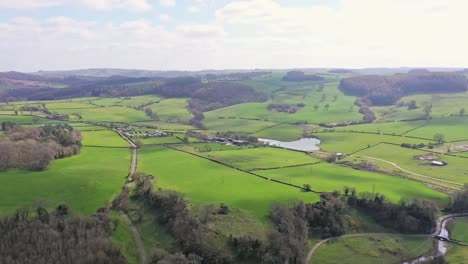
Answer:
339;72;467;105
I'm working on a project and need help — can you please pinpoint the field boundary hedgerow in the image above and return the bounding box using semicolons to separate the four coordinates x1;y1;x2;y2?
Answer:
249;161;322;172
156;144;322;193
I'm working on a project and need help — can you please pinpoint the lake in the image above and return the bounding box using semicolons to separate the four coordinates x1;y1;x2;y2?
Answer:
258;138;321;152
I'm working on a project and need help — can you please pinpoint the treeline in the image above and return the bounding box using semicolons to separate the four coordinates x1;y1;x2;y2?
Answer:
267;103;304;113
0;205;126;264
450;187;468;213
0;123;82;171
344;188;438;233
339;72;467;105
191;82;268;111
205;71;271;81
282;71;324;82
129;173;233;264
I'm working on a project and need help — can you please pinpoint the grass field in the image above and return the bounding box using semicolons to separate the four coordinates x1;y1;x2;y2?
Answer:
406;116;468;142
311;235;434;264
130;120;194;131
371;92;468;122
81;130;129;147
199;147;320;170
0;146;130;215
46;102;98;110
0;130;130;215
257;162;448;206
145;98;192;124
53;106;150;122
203;116;278;133
253;124;304;141
353;143;468;185
334;120;427;136
316;132;433;154
138;146;319;220
205;83;363;125
90;95;160;108
133;135;184;145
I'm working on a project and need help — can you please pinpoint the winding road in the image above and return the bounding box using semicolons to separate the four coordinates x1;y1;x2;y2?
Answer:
116;130;147;264
305;213;468;264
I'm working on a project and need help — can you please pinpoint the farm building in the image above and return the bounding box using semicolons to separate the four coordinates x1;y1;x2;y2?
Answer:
431;161;447;166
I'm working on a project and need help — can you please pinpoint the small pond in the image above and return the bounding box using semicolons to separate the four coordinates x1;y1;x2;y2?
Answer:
259;138;321;152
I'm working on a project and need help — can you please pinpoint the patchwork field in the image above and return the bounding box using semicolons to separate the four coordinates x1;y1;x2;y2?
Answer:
137;146;319;220
352;143;468;186
253;124;304;141
205;83;363;124
198;147;320;170
257;162;448;206
0;146;130;215
54;106;150;122
145;98;192;124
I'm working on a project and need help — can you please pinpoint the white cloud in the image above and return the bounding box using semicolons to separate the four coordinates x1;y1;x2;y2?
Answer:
159;14;172;22
0;0;60;8
187;6;200;13
159;0;176;8
0;0;152;12
2;0;468;71
177;24;225;38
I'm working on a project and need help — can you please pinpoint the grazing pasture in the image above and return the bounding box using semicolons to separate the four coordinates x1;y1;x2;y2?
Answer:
198;147;320;170
137;146;319;220
353;143;468;186
253;124;304;141
203;116;278;133
406;116;468;142
145;98;192;124
257;162;448;206
316;132;433;154
0;146;130;215
53;106;149;122
205;83;363;124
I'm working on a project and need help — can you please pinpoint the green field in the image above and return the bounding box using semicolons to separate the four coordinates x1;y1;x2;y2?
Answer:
406;116;468;142
372;92;468;122
199;147;320;170
145;98;192;124
138;146;319;220
352;143;468;185
253;124;304;141
205;83;363;125
204;116;278;133
258;162;448;206
311;235;434;264
0;146;130;215
90;95;160;108
317;132;433;154
54;106;150;122
81;130;129;147
334;120;427;136
46;102;98;110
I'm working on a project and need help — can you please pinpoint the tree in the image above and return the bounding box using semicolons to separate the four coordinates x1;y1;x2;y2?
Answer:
313;105;319;111
433;133;446;144
32;116;40;125
460;108;466;116
407;100;417;110
320;94;326;102
424;104;432;119
303;184;311;192
324;104;330;110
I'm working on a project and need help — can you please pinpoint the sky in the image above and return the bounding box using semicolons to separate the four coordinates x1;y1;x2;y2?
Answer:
0;0;467;72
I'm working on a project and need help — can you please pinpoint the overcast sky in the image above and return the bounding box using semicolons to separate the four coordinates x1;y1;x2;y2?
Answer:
0;0;467;72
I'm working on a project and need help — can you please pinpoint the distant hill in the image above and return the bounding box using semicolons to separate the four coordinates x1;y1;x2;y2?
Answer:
339;72;468;105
